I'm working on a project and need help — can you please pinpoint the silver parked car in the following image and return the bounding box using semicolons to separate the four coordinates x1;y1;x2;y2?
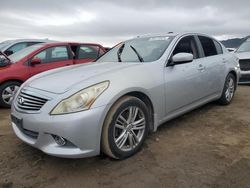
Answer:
11;33;240;159
0;39;53;56
234;36;250;84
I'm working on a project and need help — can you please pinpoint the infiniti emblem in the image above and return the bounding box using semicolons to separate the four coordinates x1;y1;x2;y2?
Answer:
18;97;25;104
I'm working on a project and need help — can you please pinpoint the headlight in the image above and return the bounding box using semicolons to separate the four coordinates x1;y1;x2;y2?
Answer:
50;81;109;115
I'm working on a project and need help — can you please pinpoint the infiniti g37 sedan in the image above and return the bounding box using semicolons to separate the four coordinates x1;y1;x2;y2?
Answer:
11;33;240;159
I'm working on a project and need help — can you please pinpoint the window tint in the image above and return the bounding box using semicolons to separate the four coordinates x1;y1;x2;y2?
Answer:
32;46;69;64
198;36;217;57
213;40;223;54
173;36;199;59
7;42;28;53
78;45;99;59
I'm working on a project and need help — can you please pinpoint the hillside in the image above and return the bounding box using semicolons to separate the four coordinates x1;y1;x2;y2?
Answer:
220;35;250;48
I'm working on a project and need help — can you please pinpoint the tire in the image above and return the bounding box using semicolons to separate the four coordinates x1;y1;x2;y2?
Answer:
217;73;236;105
101;96;149;160
0;81;21;108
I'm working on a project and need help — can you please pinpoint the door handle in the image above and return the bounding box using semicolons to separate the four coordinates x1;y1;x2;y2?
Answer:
198;64;205;71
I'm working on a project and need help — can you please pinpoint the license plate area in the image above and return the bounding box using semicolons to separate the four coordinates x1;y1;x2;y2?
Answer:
11;114;39;139
11;114;23;130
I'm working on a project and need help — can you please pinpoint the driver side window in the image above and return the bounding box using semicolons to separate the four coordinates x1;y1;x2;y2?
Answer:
32;46;69;64
33;50;47;63
173;36;199;59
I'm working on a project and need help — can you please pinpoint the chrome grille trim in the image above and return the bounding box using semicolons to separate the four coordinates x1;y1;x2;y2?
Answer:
16;90;48;111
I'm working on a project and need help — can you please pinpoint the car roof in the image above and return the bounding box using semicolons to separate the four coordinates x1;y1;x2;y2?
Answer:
41;42;103;47
134;32;218;39
0;39;55;44
132;32;221;43
135;32;178;39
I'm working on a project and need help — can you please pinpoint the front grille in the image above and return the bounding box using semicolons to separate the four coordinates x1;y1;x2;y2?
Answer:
239;59;250;71
16;90;48;111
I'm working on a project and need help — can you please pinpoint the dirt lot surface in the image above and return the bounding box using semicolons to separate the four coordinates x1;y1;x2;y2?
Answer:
0;86;250;188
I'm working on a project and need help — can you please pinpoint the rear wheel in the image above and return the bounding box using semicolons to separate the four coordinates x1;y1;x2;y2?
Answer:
0;81;21;108
217;73;236;105
101;96;149;159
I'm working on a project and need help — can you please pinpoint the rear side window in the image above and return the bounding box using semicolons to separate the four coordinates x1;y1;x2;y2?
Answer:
77;45;99;59
213;40;223;54
198;36;217;57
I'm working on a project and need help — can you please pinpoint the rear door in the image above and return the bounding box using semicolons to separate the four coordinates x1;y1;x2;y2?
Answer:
164;35;206;116
74;44;105;64
196;35;225;96
28;45;73;77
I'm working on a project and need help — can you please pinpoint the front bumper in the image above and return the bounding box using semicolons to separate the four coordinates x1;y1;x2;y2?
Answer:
239;70;250;84
11;103;109;158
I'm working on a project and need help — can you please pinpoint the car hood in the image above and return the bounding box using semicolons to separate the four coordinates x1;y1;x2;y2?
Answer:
28;62;140;94
235;51;250;60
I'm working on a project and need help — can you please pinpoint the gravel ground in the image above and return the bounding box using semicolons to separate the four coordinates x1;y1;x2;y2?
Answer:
0;86;250;188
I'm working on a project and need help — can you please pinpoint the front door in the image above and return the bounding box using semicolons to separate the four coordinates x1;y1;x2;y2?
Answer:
28;45;73;77
164;35;205;116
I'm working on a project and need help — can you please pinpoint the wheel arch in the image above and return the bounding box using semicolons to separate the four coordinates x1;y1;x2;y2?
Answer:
0;79;24;86
103;90;155;133
228;70;238;90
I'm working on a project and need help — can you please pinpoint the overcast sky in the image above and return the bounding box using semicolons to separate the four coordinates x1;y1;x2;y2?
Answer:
1;0;250;46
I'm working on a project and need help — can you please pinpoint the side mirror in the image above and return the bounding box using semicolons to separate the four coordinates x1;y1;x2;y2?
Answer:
4;50;14;56
31;58;41;66
169;53;194;66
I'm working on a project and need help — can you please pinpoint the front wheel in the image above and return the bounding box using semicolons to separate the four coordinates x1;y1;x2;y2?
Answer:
0;81;21;108
217;73;236;105
101;96;149;159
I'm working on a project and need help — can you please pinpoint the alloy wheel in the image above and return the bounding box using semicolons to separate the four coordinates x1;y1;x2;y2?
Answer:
225;77;235;102
113;106;146;152
2;85;20;105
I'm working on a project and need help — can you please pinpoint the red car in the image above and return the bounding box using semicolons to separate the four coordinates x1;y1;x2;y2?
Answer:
0;42;106;107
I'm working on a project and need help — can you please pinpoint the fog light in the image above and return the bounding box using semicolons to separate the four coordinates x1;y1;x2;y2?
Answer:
53;135;67;146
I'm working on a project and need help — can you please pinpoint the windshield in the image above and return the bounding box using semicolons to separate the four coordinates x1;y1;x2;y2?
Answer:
0;42;9;51
97;36;174;63
237;40;250;53
8;44;45;63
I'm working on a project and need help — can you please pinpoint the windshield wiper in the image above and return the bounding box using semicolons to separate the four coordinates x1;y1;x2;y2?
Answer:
130;45;144;62
117;43;125;62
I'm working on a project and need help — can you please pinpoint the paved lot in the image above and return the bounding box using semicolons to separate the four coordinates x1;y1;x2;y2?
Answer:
0;86;250;188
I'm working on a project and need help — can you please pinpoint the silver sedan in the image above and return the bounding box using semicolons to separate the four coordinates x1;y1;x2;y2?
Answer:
11;32;240;159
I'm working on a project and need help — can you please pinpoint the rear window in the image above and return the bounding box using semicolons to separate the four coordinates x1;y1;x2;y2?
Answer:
78;45;99;59
198;36;218;57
